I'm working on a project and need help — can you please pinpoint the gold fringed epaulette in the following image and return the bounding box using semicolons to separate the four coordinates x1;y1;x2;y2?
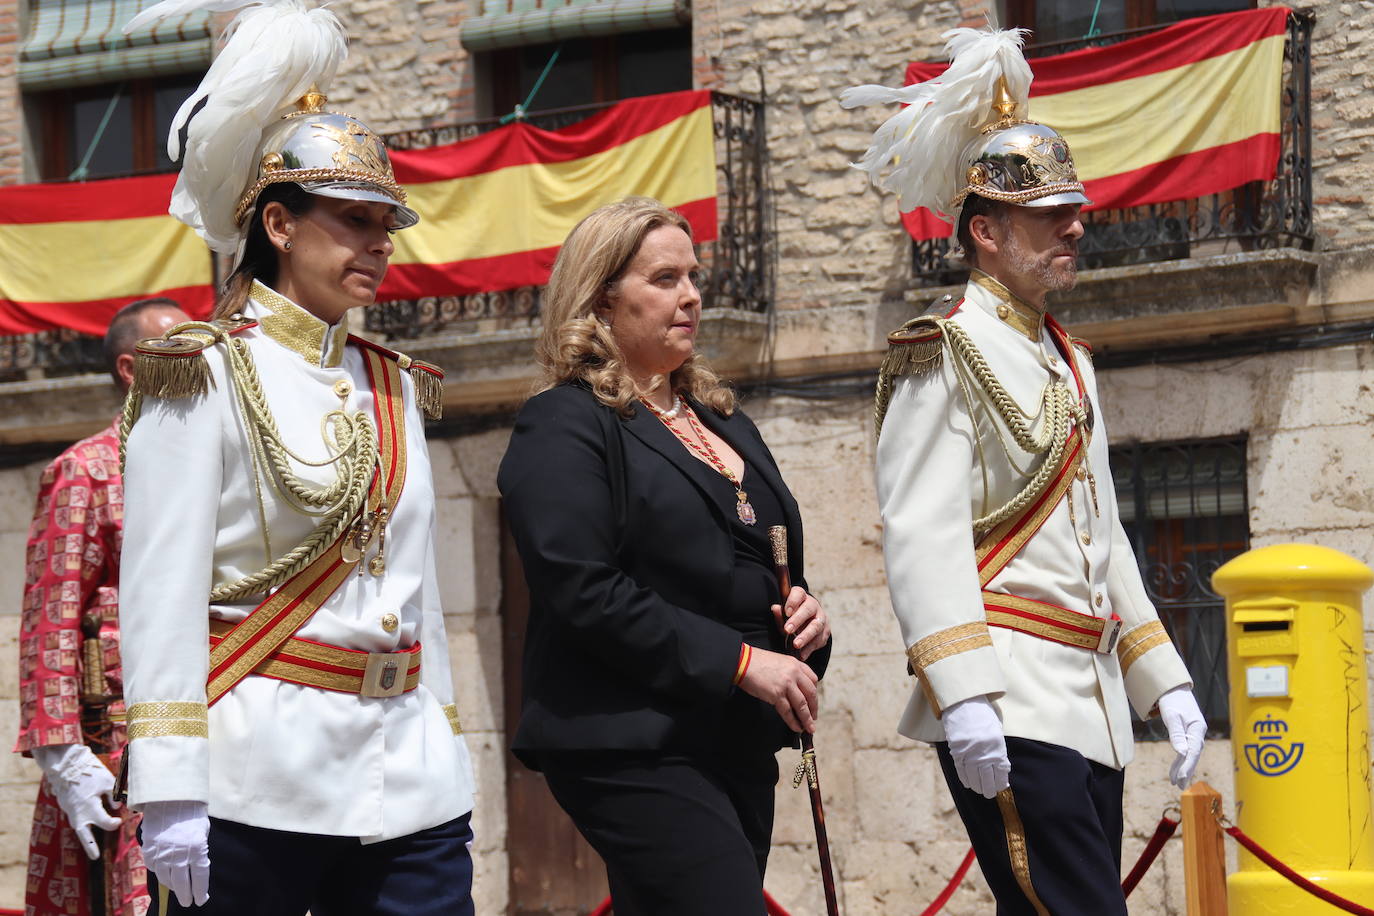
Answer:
874;316;946;436
884;317;945;377
406;359;444;420
129;316;252;401
131;335;213;400
348;335;444;420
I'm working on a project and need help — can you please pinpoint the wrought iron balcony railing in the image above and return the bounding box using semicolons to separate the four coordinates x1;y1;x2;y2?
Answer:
0;90;769;380
364;90;770;339
0;330;105;382
912;10;1315;286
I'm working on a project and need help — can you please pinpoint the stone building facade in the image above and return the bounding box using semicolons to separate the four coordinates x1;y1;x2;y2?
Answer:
0;1;1370;914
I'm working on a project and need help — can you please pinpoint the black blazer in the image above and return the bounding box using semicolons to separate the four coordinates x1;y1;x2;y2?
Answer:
498;383;830;767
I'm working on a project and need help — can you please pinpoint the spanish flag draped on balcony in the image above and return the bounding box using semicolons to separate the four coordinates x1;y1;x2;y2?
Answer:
900;7;1290;240
381;89;716;300
0;88;716;336
0;174;216;336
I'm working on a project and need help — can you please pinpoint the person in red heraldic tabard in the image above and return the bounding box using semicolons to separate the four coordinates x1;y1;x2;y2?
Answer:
114;2;474;914
17;298;190;916
843;27;1209;915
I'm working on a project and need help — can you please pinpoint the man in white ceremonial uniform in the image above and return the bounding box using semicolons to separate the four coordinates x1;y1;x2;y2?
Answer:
116;2;474;914
843;27;1208;915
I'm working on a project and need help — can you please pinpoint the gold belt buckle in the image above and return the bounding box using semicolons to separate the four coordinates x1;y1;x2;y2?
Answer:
361;652;407;698
1096;617;1123;655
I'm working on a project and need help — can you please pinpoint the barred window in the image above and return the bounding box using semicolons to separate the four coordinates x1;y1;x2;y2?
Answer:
1109;437;1249;739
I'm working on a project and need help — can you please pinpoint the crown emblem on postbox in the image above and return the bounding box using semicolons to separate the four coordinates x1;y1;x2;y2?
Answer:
1244;714;1303;777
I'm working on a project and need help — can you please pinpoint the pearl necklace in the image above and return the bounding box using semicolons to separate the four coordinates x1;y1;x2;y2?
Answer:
653;394;683;419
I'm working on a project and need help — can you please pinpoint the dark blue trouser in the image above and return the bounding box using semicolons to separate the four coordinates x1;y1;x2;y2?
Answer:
147;812;475;916
938;737;1127;916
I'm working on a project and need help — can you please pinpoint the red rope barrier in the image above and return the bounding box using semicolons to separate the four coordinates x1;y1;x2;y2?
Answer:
1121;815;1180;897
1224;825;1374;916
588;846;979;916
919;847;977;916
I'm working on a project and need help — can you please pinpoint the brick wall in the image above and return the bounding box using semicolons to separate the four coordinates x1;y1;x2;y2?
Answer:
0;1;22;186
329;0;478;132
1308;0;1374;248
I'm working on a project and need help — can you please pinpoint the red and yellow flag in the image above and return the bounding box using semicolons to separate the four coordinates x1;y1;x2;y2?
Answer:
0;173;215;336
0;89;716;337
902;7;1289;240
382;89;718;299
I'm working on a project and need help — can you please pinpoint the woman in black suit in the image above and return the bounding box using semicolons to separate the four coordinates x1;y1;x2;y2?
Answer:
498;197;832;915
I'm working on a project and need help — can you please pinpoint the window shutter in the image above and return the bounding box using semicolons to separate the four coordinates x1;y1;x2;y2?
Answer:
460;0;689;53
21;0;212;91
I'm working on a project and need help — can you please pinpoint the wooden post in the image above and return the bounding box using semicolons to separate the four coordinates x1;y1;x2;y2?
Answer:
1182;781;1228;916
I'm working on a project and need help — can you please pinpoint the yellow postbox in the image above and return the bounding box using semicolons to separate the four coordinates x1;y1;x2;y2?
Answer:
1212;543;1374;914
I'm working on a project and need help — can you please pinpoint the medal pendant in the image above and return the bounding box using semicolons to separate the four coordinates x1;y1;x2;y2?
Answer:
736;491;757;526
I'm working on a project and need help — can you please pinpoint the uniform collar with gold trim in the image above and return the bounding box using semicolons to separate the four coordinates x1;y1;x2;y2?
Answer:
249;281;349;369
970;270;1046;342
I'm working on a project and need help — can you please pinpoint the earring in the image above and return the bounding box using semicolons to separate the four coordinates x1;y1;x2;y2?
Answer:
283;240;292;251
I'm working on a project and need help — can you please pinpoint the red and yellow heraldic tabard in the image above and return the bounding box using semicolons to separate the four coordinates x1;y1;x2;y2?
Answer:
381;88;718;300
901;7;1290;240
0;173;215;336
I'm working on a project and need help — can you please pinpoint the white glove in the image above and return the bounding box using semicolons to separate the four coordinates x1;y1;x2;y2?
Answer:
942;695;1011;799
140;799;211;907
1158;686;1207;789
31;743;121;860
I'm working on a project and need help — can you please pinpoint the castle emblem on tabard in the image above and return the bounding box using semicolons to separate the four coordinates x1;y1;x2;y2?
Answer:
1244;714;1304;777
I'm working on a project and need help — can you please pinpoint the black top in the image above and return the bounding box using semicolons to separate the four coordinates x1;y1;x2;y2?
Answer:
497;385;830;768
699;458;786;642
698;457;804;754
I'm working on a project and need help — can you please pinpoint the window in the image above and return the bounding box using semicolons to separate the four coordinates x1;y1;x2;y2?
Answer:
1109;437;1249;739
35;74;201;180
1004;0;1255;46
21;0;212;180
488;28;692;116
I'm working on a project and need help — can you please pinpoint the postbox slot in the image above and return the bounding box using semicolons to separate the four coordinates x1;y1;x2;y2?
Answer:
1231;601;1298;657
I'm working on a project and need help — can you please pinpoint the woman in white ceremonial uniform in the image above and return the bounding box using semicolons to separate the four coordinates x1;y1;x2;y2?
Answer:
116;2;474;914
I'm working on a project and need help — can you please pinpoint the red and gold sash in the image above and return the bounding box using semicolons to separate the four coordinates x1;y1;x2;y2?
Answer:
972;318;1121;652
973;316;1086;587
205;347;409;706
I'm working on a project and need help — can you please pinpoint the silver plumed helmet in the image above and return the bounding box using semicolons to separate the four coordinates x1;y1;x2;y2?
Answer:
952;78;1091;214
233;87;418;230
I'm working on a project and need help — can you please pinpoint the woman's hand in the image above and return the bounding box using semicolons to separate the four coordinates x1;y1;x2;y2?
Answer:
772;587;830;661
739;648;819;733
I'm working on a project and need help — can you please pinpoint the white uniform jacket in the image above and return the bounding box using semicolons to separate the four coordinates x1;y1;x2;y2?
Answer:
876;277;1191;769
120;286;474;841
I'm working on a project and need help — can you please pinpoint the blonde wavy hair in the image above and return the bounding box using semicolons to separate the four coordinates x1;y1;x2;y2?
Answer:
536;197;736;416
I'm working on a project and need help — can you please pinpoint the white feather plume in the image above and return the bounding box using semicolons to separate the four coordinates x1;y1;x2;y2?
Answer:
125;1;347;253
839;27;1032;217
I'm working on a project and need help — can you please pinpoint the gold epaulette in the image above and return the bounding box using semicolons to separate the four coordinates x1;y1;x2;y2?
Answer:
874;316;946;436
347;336;444;420
130;316;254;401
1069;335;1094;359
